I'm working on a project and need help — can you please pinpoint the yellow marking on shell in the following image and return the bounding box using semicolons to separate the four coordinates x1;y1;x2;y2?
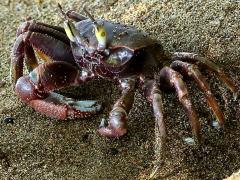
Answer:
35;50;53;62
94;24;107;48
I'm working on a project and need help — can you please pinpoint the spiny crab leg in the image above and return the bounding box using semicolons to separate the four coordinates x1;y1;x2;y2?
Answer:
171;52;239;99
98;77;136;137
170;60;225;126
160;67;202;143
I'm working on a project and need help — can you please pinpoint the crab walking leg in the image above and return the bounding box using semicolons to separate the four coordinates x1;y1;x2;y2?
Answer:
16;21;69;45
15;61;101;120
98;78;136;137
142;79;166;141
171;52;239;97
11;34;25;84
35;22;66;34
141;80;166;179
160;67;202;142
170;60;225;126
152;84;166;153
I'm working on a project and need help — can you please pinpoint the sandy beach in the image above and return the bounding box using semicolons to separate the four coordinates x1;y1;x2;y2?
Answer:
0;0;239;179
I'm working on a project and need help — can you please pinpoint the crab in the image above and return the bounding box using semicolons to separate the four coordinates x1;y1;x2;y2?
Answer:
11;4;238;145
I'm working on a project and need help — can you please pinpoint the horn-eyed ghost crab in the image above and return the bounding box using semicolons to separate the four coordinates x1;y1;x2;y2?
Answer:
11;4;238;145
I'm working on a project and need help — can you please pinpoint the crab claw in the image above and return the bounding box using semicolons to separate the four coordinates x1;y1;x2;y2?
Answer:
15;75;102;120
42;93;102;119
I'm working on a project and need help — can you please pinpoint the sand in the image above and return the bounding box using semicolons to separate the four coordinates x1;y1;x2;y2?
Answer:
0;0;239;179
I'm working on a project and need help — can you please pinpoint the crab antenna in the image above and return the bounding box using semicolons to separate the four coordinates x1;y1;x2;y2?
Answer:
58;3;87;48
83;6;107;50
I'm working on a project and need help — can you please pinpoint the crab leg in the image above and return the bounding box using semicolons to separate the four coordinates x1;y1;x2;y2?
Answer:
98;77;136;137
141;79;166;178
170;60;225;125
16;21;69;44
11;34;25;84
141;79;166;140
171;52;239;98
160;67;201;142
15;61;100;120
35;22;66;34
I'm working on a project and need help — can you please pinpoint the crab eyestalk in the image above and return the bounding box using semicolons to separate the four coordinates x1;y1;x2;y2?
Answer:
58;4;88;48
94;23;107;50
83;7;107;50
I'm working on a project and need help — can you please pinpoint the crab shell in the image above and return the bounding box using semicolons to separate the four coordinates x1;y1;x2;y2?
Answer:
71;19;168;79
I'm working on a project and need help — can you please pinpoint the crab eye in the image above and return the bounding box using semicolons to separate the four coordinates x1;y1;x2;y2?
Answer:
94;24;107;50
83;7;107;50
105;48;133;65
